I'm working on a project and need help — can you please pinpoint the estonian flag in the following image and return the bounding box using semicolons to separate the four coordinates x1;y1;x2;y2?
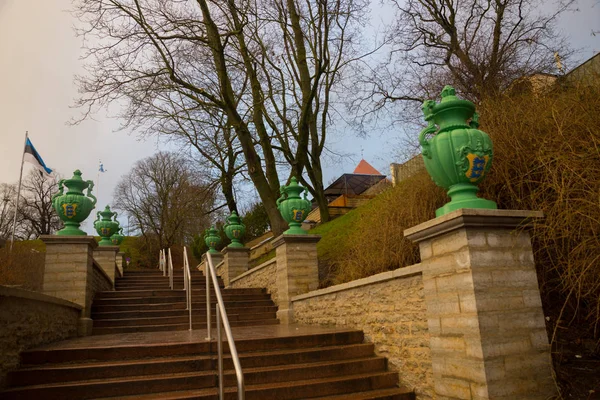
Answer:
24;138;53;177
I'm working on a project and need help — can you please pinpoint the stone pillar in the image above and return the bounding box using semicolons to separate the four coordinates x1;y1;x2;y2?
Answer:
202;252;224;275
404;209;555;400
93;246;119;287
273;234;320;324
116;251;125;277
222;247;250;286
40;235;98;336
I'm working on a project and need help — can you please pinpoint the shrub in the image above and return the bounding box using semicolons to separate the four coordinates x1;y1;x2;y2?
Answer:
0;241;45;291
317;83;600;337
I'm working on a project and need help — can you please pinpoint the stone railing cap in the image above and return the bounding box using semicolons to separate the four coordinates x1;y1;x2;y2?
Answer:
94;246;120;252
0;285;83;310
40;235;98;248
272;234;321;248
404;208;544;243
222;246;250;254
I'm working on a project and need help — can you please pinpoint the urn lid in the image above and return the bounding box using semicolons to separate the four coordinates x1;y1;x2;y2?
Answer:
99;205;116;220
64;170;90;194
226;211;243;226
422;86;476;132
280;177;307;199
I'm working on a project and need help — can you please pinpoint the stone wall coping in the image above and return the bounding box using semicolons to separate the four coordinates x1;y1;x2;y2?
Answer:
272;234;321;248
223;246;250;255
93;259;113;286
40;235;98;249
249;235;274;251
117;251;125;256
229;258;277;285
0;285;83;310
404;208;544;243
291;263;424;302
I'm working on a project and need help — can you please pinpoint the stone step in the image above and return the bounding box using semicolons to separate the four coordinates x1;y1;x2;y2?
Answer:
92;294;271;305
92;305;278;320
91;300;276;313
92;311;277;327
20;330;365;365
3;370;403;400
9;344;376;386
98;372;404;400
1;369;216;399
95;288;264;298
91;318;280;335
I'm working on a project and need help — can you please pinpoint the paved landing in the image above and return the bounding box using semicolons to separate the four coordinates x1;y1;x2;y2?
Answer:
32;324;358;350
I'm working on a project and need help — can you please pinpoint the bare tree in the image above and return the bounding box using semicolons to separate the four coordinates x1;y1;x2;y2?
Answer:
73;0;367;230
0;184;16;240
353;0;574;127
114;152;215;249
16;171;62;239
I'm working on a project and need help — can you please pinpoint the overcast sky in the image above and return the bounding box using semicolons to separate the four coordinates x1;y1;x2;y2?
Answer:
0;0;598;233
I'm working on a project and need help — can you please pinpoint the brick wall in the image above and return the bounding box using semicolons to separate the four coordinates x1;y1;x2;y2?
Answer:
292;264;433;399
0;286;81;388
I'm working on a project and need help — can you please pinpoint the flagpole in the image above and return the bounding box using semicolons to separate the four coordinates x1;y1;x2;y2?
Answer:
96;160;101;205
10;131;28;252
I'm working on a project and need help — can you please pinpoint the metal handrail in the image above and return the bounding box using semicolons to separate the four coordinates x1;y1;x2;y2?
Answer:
206;252;245;400
183;246;192;331
168;248;174;290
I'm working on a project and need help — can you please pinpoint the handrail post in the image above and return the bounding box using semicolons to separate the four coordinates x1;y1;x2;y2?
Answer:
205;256;211;341
206;252;245;400
183;246;192;331
217;307;224;400
168;248;173;290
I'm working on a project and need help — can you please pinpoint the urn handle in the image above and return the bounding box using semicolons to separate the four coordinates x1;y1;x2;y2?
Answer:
94;211;101;226
52;179;65;204
418;123;437;159
113;211;118;221
276;186;286;208
86;180;97;207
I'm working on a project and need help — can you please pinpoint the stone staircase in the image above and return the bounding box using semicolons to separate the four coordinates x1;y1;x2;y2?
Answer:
1;269;414;399
91;270;278;335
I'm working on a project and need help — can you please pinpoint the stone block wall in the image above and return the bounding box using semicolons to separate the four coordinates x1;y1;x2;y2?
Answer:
92;260;113;295
229;259;278;304
0;286;81;388
292;264;433;399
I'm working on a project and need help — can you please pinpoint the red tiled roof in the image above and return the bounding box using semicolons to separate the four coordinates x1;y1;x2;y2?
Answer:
353;159;382;175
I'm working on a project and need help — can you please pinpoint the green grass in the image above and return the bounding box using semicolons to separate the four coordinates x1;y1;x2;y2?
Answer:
248;248;276;269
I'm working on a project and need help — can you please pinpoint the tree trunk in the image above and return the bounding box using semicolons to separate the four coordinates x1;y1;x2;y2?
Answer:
313;187;330;224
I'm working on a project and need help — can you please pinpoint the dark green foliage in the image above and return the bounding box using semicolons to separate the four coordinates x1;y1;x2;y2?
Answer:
242;202;271;243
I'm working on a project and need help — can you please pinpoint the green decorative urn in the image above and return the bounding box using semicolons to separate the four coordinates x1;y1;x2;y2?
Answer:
224;211;246;248
204;226;221;254
52;170;97;235
110;227;125;246
276;177;312;235
94;205;120;246
419;86;497;217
